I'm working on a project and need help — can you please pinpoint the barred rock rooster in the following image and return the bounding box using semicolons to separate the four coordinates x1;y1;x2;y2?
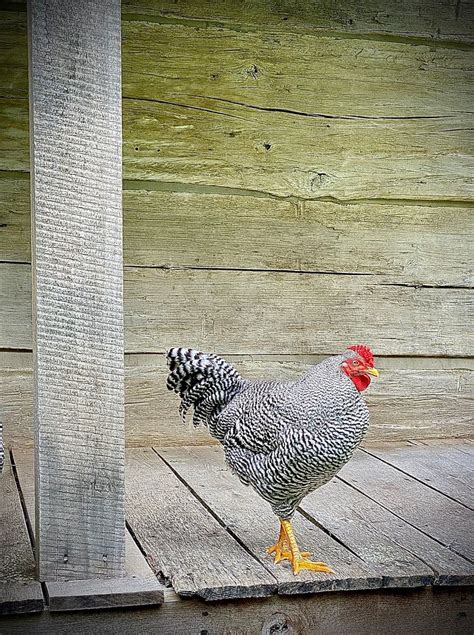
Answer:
166;345;379;575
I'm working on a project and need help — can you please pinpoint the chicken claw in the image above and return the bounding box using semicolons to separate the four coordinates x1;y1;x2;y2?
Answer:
291;557;335;575
278;519;335;576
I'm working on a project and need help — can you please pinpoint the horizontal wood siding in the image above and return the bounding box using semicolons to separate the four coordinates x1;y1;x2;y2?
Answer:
2;180;473;285
2;97;472;201
2;15;474;200
122;0;474;42
2;263;473;355
2;353;473;447
0;5;472;446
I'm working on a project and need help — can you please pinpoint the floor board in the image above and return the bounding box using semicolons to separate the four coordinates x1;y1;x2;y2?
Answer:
12;450;165;611
302;476;473;586
126;447;276;600
364;444;473;508
158;445;382;595
412;439;474;470
5;438;473;611
338;450;473;561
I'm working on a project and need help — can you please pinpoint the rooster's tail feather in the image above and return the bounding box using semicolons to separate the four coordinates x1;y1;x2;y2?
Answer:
166;348;243;429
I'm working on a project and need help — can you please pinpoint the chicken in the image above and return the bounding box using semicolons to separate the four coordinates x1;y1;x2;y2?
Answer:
166;344;379;575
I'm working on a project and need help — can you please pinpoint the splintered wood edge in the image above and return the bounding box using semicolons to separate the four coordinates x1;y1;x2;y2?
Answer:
45;577;164;612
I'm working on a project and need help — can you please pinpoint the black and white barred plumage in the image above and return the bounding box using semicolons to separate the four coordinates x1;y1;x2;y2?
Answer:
166;348;246;429
166;348;370;519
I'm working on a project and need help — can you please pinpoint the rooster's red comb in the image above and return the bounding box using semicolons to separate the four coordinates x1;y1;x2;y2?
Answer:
347;345;375;367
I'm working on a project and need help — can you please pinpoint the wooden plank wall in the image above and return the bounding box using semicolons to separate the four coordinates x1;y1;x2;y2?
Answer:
0;2;473;447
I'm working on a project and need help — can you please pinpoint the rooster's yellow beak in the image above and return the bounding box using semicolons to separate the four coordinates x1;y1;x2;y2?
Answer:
366;367;380;378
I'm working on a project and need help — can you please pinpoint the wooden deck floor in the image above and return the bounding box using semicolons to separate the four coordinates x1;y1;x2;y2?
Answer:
1;438;473;633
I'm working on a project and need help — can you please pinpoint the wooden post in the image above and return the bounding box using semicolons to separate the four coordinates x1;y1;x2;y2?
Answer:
28;0;125;580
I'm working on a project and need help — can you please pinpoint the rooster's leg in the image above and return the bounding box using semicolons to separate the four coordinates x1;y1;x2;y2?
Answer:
267;521;314;565
266;521;289;563
281;519;335;575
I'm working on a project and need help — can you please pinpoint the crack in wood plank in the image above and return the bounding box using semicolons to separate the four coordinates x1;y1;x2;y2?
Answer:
187;95;467;121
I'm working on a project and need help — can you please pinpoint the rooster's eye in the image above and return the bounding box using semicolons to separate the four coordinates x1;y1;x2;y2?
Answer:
352;359;359;365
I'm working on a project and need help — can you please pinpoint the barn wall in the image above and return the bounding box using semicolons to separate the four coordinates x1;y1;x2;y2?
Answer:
0;2;473;447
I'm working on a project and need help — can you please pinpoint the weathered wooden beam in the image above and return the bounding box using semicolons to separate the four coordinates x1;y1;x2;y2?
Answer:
28;0;125;580
3;7;474;201
1;586;474;634
45;578;164;612
121;0;474;43
3;179;473;288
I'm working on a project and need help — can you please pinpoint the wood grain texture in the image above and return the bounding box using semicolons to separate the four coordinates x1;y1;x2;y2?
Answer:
0;452;44;615
1;587;473;635
413;439;474;468
100;267;474;355
45;578;164;612
0;98;29;172
122;98;473;201
122;20;473;117
365;443;474;508
1;8;473;201
122;0;474;42
2;264;473;355
0;11;28;99
0;176;31;262
2;50;473;203
4;96;472;201
3;180;473;286
339;451;474;561
126;448;277;600
158;445;383;595
119;19;474;201
123;193;474;287
417;437;474;448
28;0;125;580
302;475;474;587
2;352;473;447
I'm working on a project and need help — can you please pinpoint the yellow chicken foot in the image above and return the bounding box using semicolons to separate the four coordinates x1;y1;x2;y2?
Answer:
267;521;323;568
266;521;289;563
281;519;335;575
